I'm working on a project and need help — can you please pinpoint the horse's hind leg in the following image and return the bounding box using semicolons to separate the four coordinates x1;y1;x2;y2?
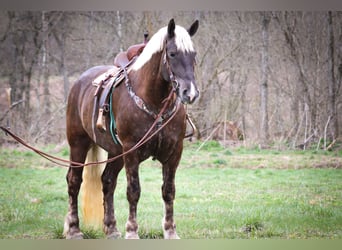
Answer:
63;142;90;239
101;154;124;239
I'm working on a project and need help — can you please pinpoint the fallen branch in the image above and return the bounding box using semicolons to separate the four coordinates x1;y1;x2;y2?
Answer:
326;139;336;151
324;116;332;150
196;124;221;152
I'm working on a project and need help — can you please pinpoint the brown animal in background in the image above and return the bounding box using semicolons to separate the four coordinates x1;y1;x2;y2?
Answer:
212;121;244;141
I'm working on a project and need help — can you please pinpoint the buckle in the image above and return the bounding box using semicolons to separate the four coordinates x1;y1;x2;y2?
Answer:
103;104;110;113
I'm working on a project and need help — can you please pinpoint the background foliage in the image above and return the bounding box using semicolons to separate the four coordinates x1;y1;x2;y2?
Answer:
0;11;341;148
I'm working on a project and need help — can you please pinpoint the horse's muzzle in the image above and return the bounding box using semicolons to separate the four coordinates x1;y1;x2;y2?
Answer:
179;81;199;104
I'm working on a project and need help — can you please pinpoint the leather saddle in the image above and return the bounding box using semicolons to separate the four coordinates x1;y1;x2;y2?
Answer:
113;43;146;69
113;31;148;69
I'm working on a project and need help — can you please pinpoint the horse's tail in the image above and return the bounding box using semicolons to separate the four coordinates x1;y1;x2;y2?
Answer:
80;145;107;229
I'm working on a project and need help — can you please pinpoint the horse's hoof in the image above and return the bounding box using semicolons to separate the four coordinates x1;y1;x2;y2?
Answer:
164;231;180;239
63;222;84;239
125;231;140;239
107;231;122;239
162;219;180;239
65;232;84;239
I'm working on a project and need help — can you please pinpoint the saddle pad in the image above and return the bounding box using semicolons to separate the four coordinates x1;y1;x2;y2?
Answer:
92;67;121;87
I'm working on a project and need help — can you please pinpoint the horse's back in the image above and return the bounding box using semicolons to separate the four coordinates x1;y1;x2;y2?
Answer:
76;65;114;89
68;65;114;104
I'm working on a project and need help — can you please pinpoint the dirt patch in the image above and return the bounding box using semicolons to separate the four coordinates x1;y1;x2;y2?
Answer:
312;159;342;169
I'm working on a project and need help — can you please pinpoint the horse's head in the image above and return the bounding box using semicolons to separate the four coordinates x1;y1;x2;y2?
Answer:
132;19;200;105
162;19;199;104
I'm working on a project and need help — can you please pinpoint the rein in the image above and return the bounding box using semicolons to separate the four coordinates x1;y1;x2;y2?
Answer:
0;89;180;168
1;40;194;168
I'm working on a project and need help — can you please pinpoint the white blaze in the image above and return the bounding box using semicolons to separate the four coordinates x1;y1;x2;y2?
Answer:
188;81;197;102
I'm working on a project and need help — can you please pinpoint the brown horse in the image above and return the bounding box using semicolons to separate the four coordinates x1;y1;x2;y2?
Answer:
63;19;199;239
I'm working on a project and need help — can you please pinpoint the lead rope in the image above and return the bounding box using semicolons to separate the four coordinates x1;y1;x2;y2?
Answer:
1;41;189;168
0;89;179;168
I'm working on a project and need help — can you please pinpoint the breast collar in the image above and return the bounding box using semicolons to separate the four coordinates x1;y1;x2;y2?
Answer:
124;45;181;125
125;80;180;125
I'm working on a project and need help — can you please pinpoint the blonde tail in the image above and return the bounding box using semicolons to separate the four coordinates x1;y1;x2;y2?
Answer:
80;145;107;229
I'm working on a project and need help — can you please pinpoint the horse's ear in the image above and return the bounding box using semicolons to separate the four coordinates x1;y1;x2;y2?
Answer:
188;20;199;37
167;18;175;38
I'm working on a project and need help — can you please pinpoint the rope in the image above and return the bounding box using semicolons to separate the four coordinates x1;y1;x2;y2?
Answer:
0;90;180;168
1;43;188;168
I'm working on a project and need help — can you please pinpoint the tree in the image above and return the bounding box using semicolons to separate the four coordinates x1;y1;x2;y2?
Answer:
1;11;341;146
327;11;339;141
259;12;270;145
3;12;42;134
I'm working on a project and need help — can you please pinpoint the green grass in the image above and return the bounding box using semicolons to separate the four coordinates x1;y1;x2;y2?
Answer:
0;142;341;239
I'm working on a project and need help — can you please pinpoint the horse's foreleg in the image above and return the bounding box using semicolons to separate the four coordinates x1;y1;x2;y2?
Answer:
102;156;124;239
64;167;84;239
162;157;180;239
124;155;141;239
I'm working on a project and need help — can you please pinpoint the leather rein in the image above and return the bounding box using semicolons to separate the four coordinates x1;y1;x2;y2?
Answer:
0;90;179;168
0;46;184;168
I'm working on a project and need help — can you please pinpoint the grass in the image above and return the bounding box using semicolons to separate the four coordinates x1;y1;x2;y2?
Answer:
0;141;341;239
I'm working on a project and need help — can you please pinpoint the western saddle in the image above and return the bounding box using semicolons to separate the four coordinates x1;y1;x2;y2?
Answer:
113;31;148;69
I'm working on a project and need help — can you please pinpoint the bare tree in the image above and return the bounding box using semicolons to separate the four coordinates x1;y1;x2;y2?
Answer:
1;11;341;146
259;12;270;145
327;11;339;141
3;12;43;133
41;11;51;116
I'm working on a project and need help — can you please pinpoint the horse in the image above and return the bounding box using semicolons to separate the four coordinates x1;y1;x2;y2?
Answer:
63;19;199;239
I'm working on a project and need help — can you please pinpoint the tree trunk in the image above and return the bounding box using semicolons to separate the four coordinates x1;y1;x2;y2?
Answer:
42;11;50;116
116;11;123;52
86;11;94;68
327;11;339;140
259;12;270;145
61;31;70;103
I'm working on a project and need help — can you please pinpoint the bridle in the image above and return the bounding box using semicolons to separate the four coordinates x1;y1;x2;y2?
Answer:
163;48;180;95
162;39;198;105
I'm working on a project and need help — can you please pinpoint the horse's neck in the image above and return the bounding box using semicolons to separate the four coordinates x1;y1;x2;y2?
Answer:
132;54;171;108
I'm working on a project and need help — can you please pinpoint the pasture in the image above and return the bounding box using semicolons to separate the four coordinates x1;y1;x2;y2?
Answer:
0;141;341;239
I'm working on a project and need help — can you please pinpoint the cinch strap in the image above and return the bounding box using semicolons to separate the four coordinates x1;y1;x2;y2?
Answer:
109;87;122;145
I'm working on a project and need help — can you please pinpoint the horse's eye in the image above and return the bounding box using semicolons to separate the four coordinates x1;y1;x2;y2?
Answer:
169;52;176;58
